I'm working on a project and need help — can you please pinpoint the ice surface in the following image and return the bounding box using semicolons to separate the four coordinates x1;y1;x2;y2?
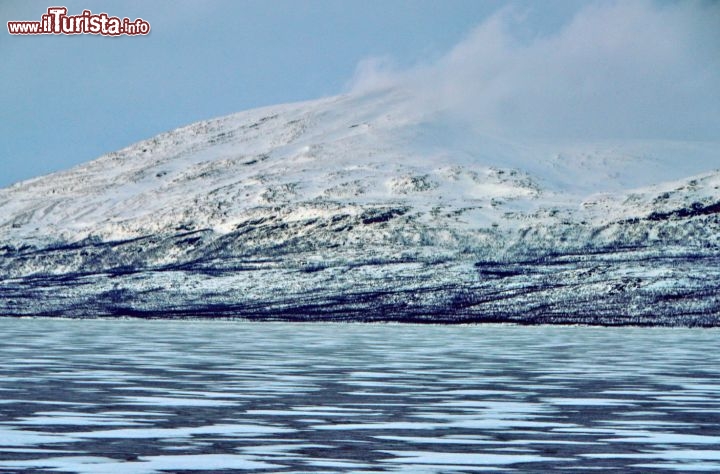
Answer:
1;321;720;471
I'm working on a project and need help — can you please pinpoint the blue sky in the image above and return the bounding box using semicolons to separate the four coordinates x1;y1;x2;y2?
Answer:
1;1;718;188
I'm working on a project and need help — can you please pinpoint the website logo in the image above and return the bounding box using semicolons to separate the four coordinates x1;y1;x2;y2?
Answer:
8;7;150;36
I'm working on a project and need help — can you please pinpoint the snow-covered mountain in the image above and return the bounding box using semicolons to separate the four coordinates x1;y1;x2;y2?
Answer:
1;88;719;324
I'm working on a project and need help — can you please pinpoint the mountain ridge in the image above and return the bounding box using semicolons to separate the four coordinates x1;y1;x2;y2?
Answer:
2;88;719;325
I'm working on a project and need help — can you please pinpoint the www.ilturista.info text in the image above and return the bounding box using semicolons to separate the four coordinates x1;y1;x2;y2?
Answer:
7;7;150;36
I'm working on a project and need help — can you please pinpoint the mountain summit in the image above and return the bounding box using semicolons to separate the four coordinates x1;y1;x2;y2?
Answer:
2;89;719;324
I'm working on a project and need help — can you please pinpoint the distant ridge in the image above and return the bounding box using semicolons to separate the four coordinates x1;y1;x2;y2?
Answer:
1;89;719;325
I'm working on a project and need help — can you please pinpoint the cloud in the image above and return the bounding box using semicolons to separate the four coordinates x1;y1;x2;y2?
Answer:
349;1;720;141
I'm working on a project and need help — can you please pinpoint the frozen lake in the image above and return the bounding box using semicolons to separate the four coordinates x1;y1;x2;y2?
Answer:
0;319;718;473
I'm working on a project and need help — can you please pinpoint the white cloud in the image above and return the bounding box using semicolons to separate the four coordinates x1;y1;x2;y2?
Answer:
349;1;720;141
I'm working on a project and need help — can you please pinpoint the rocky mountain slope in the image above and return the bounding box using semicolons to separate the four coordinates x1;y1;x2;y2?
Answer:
1;88;719;325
